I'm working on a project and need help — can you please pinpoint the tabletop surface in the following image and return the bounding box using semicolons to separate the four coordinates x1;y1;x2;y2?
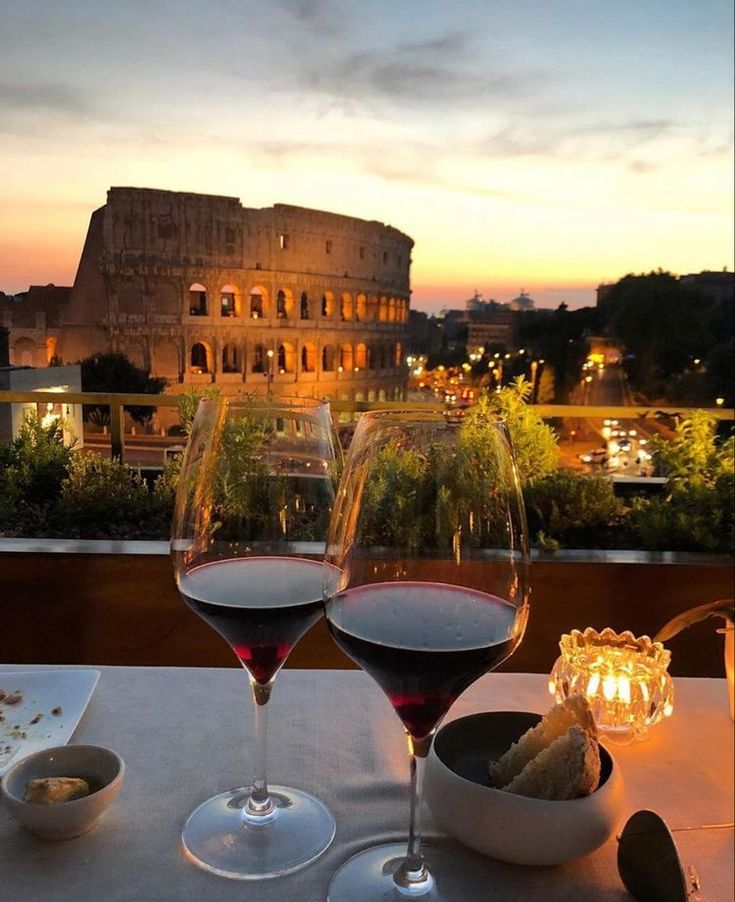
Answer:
0;665;732;902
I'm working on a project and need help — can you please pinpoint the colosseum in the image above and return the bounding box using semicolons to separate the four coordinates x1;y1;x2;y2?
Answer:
53;187;413;407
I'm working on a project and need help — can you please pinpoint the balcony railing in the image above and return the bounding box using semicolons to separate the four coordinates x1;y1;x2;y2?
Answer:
1;390;732;462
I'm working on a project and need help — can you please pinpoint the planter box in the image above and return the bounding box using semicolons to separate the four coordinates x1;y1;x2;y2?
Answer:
0;540;731;677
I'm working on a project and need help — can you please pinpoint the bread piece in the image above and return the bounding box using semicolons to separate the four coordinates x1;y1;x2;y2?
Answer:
25;777;90;805
489;695;596;788
501;724;601;800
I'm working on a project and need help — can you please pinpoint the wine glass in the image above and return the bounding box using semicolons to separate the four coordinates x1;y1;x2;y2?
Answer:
172;395;339;879
324;407;530;901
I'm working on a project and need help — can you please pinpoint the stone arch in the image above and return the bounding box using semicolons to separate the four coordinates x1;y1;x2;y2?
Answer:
378;388;387;402
190;341;211;374
12;337;36;367
367;389;376;402
355;293;367;321
355;391;366;402
321;344;336;372
278;342;295;373
339;343;353;371
188;282;208;316
276;288;293;319
249;286;268;319
354;342;368;370
367;295;379;322
340;292;353;321
251;343;265;373
220;283;241;318
394;342;403;367
222;342;241;373
379;296;388;322
301;341;317;373
300;291;310;320
388;297;397;323
321;291;334;318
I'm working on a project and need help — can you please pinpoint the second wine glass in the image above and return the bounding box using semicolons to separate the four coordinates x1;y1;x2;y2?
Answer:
172;395;339;880
324;407;530;901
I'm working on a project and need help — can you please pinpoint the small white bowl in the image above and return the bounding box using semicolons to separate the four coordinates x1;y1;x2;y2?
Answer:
1;745;124;841
425;711;624;866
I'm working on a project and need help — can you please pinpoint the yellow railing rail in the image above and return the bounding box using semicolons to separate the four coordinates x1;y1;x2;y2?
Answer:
1;390;732;462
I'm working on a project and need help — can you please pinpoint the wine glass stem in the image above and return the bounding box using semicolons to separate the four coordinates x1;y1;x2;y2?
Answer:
393;732;434;895
243;678;276;823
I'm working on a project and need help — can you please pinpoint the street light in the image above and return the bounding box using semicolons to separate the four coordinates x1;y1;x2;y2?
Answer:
530;358;544;403
266;348;275;394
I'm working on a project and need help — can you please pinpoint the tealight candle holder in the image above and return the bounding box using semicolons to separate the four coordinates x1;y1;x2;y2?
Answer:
549;627;674;741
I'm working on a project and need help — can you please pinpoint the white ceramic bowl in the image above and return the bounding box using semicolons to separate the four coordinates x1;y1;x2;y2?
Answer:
425;711;624;866
1;745;124;841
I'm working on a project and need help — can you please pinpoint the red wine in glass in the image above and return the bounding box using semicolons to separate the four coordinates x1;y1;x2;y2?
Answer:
323;408;529;901
179;556;326;685
328;581;520;740
172;395;338;880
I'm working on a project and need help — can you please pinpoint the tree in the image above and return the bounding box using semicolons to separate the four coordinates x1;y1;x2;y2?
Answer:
79;352;167;426
515;305;598;402
600;271;717;397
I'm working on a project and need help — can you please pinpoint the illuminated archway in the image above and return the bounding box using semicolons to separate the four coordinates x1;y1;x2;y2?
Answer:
190;342;210;373
301;342;317;372
188;283;208;316
220;284;240;317
222;342;241;373
321;344;335;372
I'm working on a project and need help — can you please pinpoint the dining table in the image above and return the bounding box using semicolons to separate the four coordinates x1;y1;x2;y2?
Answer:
1;664;733;901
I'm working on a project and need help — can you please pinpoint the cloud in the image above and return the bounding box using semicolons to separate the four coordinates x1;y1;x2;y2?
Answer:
275;0;343;33
0;82;89;115
301;29;544;109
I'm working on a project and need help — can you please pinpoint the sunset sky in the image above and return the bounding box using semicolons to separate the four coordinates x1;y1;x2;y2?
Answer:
1;0;733;313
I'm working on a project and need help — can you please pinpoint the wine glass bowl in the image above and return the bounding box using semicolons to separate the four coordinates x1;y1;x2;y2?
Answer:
172;395;338;879
324;407;530;901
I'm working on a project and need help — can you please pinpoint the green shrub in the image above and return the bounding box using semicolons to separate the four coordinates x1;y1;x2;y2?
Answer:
524;470;626;548
630;411;735;553
0;414;73;536
482;378;559;484
357;400;549;550
630;475;733;553
177;386;221;436
653;409;734;487
57;454;170;539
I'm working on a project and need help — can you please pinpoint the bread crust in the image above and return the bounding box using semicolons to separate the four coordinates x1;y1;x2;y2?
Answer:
489;695;601;800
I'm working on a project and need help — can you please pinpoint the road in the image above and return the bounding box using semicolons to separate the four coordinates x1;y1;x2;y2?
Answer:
575;366;660;477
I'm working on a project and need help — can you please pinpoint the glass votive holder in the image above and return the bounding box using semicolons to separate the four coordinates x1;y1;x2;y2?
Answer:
549;627;674;742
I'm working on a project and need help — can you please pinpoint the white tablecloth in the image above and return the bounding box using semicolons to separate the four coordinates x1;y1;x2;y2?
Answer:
1;666;732;901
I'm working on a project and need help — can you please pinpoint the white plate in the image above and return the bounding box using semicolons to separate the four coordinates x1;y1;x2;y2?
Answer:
0;670;100;776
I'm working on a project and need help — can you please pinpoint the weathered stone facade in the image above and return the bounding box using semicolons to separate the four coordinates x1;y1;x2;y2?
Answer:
57;187;413;404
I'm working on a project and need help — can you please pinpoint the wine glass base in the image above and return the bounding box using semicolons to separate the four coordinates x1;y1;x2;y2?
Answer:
327;842;493;902
182;784;335;880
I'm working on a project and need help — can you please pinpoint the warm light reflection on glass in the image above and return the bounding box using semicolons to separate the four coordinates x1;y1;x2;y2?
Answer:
549;627;674;741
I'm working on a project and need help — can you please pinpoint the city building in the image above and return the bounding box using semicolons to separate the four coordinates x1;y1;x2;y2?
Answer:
0;284;69;367
61;187;412;405
0;329;82;445
4;188;414;407
460;293;515;355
